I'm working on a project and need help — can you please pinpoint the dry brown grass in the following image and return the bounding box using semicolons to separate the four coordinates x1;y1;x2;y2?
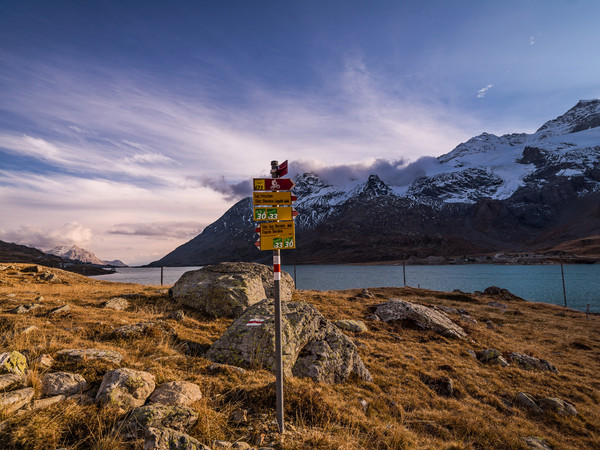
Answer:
0;263;599;449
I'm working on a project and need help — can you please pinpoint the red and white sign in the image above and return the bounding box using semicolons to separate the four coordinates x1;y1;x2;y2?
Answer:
246;318;264;327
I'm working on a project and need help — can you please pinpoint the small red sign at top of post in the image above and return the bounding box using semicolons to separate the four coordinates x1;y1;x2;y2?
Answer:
275;160;288;177
253;178;296;191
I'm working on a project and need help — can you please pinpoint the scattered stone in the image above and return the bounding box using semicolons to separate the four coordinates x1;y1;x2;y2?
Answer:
334;320;368;333
0;373;24;391
357;289;375;299
114;322;159;338
25;395;66;412
95;368;156;410
459;314;477;325
56;348;124;365
0;351;28;374
485;320;497;330
476;348;509;366
41;372;89;396
539;397;578;416
0;387;34;415
144;426;209;450
487;301;508;309
508;353;558;373
168;310;186;321
483;286;522;300
366;314;381;322
437;306;459;315
421;374;453;397
125;404;199;437
149;381;202;406
103;297;129;310
374;299;467;339
359;399;369;412
207;363;247;375
9;303;42;314
231;443;252;449
230;408;248;424
33;354;55;369
522;436;552;450
15;325;39;335
206;298;372;384
170;262;294;318
213;440;232;447
48;304;70;316
465;349;477;359
21;265;43;273
515;392;542;414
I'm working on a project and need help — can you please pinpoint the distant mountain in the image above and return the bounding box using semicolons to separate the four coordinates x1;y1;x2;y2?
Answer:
151;99;600;266
46;245;126;267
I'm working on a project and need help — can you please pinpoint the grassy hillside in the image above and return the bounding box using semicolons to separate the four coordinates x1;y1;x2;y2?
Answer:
0;264;598;449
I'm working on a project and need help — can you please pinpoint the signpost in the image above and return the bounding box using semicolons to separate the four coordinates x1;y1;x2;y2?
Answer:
251;160;296;434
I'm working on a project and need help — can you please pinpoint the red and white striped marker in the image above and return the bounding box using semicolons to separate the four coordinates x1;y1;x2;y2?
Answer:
273;254;281;280
246;318;264;327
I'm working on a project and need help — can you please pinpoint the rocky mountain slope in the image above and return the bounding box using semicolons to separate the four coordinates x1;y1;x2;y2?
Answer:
151;100;600;266
47;245;126;267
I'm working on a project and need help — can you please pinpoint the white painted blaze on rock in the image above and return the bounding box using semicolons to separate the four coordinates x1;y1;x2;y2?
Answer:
246;318;264;326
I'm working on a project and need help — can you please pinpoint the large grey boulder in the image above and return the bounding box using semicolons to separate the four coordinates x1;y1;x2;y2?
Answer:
0;387;34;415
56;348;124;365
0;351;27;374
170;262;294;318
144;427;209;450
374;299;467;339
508;352;558;373
96;368;156;410
123;404;199;438
41;372;88;396
149;381;202;406
205;299;372;384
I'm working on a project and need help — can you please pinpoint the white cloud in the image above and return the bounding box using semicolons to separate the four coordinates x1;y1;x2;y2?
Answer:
529;36;535;45
0;222;93;250
476;84;494;98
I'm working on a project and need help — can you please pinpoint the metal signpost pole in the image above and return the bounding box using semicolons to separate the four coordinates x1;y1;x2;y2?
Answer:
271;160;285;433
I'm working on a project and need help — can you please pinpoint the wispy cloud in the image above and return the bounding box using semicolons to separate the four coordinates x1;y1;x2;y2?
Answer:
529;35;535;45
108;221;206;239
0;222;93;250
476;84;494;98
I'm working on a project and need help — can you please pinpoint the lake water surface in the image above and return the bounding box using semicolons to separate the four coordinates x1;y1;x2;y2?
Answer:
90;264;600;313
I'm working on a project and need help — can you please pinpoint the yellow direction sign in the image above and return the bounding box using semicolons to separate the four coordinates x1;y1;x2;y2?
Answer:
257;221;296;250
259;235;295;250
253;191;294;206
253;206;296;222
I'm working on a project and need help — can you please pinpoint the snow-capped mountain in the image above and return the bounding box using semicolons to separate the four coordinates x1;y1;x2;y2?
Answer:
46;245;126;267
151;100;600;266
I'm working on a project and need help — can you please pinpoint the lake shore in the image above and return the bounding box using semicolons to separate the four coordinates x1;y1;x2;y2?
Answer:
1;263;599;449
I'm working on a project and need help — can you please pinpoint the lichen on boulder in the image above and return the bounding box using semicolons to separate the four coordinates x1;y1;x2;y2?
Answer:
0;351;28;375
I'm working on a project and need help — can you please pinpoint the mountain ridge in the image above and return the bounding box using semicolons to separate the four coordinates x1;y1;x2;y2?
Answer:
150;99;600;266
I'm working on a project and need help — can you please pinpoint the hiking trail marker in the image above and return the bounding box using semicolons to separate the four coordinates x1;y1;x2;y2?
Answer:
252;160;297;434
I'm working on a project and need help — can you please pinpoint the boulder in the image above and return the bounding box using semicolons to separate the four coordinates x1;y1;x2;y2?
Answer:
144;427;209;450
522;436;552;450
103;297;129;310
149;381;202;406
48;304;70;316
374;299;467;339
170;262;294;318
0;351;28;374
41;372;88;396
33;354;55;369
114;322;160;339
96;368;156;410
9;303;42;314
539;397;578;416
508;352;558;373
476;348;509;366
25;395;67;412
515;392;542;414
205;299;372;384
334;320;368;333
0;387;34;415
56;348;123;365
124;404;199;437
0;373;24;391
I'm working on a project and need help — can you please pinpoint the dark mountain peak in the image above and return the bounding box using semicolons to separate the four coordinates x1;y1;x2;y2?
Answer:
293;172;329;196
353;174;391;197
536;99;600;137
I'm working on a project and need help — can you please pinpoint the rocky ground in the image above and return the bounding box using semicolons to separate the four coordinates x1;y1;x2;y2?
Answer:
0;263;599;449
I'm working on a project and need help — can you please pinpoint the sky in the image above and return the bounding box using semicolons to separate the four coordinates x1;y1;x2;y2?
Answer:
1;0;599;265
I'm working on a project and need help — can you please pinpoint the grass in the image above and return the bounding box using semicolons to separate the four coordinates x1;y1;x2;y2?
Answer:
0;263;599;448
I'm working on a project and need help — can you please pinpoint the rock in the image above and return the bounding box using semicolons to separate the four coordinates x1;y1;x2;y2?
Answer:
149;381;202;406
9;303;42;314
16;325;38;335
124;404;199;437
508;353;558;373
0;373;24;391
522;436;552;450
515;392;542;413
96;368;156;410
437;306;459;315
22;265;43;273
48;304;70;315
41;372;88;396
357;289;375;299
231;443;252;449
0;387;34;414
56;348;123;364
206;299;372;384
168;310;186;321
40;272;61;283
207;363;247;375
485;320;497;329
213;441;232;448
483;286;521;300
33;354;55;369
476;348;502;362
539;397;578;416
366;314;380;322
25;395;66;412
334;320;368;333
420;374;453;397
114;322;159;338
374;299;467;339
465;349;477;359
144;427;209;450
103;297;129;310
459;314;477;325
0;351;28;374
487;301;507;309
230;408;248;424
170;262;294;318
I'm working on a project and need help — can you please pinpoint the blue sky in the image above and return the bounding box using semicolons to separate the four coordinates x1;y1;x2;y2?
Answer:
1;0;599;264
